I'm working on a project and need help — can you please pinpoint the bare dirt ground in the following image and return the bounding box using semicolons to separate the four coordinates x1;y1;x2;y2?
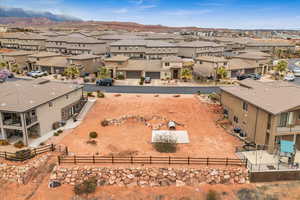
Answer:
56;94;241;158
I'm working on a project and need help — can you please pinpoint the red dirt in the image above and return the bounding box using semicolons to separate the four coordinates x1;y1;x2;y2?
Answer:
58;94;241;158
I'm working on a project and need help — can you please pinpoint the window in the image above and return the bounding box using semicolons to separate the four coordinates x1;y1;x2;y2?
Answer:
49;102;53;107
234;116;239;123
224;109;228;115
243;102;248;111
165;62;170;67
66;95;69;99
278;112;289;127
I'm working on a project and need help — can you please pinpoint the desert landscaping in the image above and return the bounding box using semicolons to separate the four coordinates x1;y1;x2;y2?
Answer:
54;94;241;158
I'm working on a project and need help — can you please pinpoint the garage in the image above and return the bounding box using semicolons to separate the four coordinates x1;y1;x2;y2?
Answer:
245;68;255;74
145;72;161;79
40;66;52;74
126;71;142;79
230;70;239;78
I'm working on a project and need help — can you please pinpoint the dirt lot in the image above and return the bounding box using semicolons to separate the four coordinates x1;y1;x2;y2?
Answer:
57;94;241;158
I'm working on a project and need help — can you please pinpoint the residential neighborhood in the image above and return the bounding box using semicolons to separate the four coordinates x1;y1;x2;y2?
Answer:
1;0;300;200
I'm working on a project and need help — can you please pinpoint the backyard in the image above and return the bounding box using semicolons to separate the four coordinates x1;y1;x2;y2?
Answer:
55;94;241;158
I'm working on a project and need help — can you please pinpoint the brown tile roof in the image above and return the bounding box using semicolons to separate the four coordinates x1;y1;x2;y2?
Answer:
35;56;69;67
221;79;300;115
0;80;83;112
195;56;227;63
68;54;101;60
104;55;130;62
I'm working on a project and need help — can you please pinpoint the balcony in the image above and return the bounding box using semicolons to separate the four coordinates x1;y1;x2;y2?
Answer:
277;126;300;134
26;115;38;126
2;113;22;127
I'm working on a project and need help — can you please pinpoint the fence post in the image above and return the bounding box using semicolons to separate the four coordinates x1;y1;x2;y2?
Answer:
58;156;61;165
131;156;133;164
188;157;190;165
207;157;209;165
112;155;114;164
4;152;7;160
245;159;248;168
93;155;95;164
65;147;68;155
74;155;76;164
150;156;152;164
51;144;55;151
34;148;37;156
226;158;228;166
169;156;171;165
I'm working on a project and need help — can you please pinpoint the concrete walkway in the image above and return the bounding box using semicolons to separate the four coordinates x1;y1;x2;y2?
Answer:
28;99;96;147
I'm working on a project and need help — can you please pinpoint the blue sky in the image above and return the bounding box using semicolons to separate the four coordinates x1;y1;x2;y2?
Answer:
1;0;300;29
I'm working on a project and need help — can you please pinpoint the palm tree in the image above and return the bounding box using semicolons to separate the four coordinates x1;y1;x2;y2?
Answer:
98;67;110;79
180;68;193;82
11;63;22;74
274;60;288;79
64;65;80;79
216;66;228;80
0;61;8;70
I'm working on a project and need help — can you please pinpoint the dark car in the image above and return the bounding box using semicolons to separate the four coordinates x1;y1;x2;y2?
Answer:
144;77;151;84
237;73;261;81
96;78;114;86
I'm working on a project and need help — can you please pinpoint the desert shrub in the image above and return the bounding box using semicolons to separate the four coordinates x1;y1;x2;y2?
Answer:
57;129;63;134
52;122;60;130
53;74;58;79
74;177;97;196
173;94;180;98
97;91;105;98
208;93;220;102
197;91;202;95
236;188;259;200
0;139;9;146
14;140;25;148
101;120;109;127
91;77;96;82
83;78;90;83
206;190;219;200
139;80;144;85
39;142;45;146
87;92;95;97
53;132;60;136
86;140;97;145
117;74;125;80
89;131;98;139
114;94;121;97
153;135;177;153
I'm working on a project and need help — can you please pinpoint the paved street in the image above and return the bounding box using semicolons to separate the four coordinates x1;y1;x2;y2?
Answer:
83;85;220;94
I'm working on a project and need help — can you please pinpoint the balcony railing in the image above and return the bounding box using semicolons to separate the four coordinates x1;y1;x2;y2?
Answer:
277;126;300;133
26;116;38;126
3;119;22;127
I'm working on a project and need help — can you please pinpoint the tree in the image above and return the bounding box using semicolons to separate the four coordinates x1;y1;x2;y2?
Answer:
216;66;228;80
11;63;22;74
0;62;8;70
98;67;110;79
64;65;80;79
274;60;288;79
180;68;193;81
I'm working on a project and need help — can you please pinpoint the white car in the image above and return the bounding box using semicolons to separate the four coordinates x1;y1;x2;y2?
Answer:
293;67;300;77
27;70;47;78
284;74;295;81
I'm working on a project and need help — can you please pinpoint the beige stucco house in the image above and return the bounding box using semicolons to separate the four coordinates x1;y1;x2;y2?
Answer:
0;79;85;146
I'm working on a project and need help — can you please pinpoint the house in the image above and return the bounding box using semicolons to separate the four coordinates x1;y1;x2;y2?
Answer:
0;25;8;33
220;79;300;152
104;55;184;79
34;56;71;74
177;41;225;58
193;56;228;79
67;54;103;74
0;79;85;146
26;52;63;71
245;42;296;54
0;51;34;71
109;40;178;59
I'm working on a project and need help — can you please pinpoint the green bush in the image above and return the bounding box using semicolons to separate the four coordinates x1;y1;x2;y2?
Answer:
87;92;95;97
57;129;63;134
153;136;177;153
54;132;60;136
14;140;25;148
74;177;97;196
197;91;202;95
83;78;90;83
89;131;98;139
0;139;9;146
208;93;220;102
117;74;125;80
101;120;109;127
206;190;219;200
97;91;105;98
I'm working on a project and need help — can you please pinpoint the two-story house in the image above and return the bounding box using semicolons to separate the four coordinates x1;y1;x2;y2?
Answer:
0;79;85;146
220;79;300;153
177;41;225;58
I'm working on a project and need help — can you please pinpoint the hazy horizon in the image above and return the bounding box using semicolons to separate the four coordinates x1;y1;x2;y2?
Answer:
1;0;300;29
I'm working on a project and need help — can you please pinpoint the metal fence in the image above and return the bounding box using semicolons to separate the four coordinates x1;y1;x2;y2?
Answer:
0;144;55;161
58;155;246;167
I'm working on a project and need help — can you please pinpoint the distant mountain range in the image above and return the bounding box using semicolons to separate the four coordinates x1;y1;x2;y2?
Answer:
0;7;81;22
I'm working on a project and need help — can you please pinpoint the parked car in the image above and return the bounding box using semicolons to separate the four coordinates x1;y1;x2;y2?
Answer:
27;70;48;78
237;73;261;81
144;77;151;84
96;78;114;86
284;73;295;81
293;67;300;77
0;70;14;78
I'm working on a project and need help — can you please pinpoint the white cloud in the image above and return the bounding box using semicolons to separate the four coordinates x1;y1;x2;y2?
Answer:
138;5;156;9
113;8;129;14
164;9;212;16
